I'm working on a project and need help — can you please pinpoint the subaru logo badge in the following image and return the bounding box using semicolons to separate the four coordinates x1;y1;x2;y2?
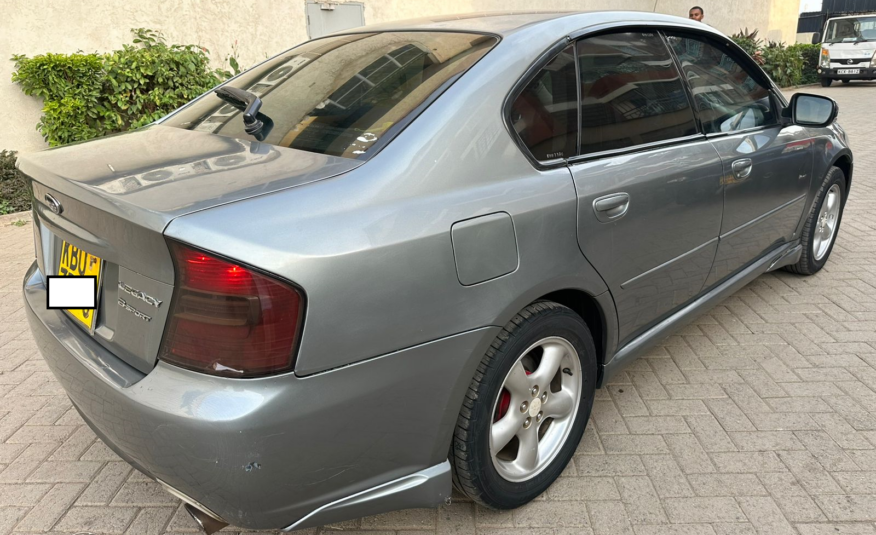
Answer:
44;193;63;215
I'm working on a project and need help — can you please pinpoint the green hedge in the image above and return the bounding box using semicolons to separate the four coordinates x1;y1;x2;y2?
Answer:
791;43;821;85
761;42;805;88
11;28;231;147
0;151;29;215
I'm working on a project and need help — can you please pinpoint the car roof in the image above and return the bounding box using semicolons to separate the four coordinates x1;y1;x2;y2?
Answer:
333;10;712;38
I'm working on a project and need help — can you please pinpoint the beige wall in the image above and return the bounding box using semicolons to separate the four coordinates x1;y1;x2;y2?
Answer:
1;0;799;154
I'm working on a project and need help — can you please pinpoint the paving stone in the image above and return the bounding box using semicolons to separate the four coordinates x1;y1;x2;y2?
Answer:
686;473;768;497
55;505;138;533
123;507;175;535
772;495;827;522
709;452;786;473
602;435;669;454
77;462;133;505
616;476;668;525
736;496;795;535
511;500;589;528
642;455;694;498
795;524;876;535
13;482;84;531
588;501;633;535
778;450;845;494
111;481;179;506
546;476;620;501
684;415;737;453
632;525;718;535
625;416;690;435
662;497;746;523
575;455;646;477
814;495;876;522
360;507;437;530
728;431;806;451
0;484;51;506
26;461;102;483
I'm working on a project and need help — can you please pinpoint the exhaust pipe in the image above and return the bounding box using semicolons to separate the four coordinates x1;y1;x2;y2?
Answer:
184;503;229;535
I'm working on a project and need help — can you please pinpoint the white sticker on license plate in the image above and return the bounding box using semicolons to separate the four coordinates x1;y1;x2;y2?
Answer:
837;69;860;74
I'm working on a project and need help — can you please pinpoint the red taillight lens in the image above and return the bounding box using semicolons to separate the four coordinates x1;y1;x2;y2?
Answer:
159;241;303;378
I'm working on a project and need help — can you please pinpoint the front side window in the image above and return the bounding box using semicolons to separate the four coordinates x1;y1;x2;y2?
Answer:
667;34;776;134
576;32;697;156
509;45;578;161
163;32;497;159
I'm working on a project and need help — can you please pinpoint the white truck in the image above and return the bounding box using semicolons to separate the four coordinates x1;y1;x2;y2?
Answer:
814;13;876;86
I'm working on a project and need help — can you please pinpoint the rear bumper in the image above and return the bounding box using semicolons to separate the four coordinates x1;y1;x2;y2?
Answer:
818;67;876;79
23;261;495;529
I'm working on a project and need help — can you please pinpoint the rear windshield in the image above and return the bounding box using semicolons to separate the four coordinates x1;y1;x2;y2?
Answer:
162;32;497;159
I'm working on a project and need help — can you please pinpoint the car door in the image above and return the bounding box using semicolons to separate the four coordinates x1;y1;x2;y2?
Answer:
666;32;813;287
566;31;724;345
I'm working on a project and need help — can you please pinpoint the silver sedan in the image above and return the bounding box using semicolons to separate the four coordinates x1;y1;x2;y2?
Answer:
22;10;852;533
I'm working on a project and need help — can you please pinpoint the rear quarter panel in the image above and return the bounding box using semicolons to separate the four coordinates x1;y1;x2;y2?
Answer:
165;26;610;376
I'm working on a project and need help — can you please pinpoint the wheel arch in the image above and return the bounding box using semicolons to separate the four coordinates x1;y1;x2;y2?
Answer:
537;289;613;373
832;152;853;192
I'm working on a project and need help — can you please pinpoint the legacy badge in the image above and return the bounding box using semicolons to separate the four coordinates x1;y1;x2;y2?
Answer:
118;281;162;308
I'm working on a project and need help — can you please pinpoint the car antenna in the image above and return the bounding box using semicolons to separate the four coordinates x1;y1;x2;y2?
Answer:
214;86;266;136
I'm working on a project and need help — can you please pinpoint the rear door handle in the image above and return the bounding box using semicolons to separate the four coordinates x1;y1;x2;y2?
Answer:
593;192;630;222
732;158;753;180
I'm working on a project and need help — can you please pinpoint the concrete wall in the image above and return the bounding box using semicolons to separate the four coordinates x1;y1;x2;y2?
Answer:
1;0;800;154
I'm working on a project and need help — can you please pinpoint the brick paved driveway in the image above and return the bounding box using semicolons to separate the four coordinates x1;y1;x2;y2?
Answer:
2;84;876;535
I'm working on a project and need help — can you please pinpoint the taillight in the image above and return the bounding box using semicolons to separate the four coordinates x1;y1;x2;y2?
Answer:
159;241;303;378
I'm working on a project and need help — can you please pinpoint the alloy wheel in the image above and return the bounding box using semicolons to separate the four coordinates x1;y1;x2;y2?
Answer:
813;183;841;261
489;336;582;482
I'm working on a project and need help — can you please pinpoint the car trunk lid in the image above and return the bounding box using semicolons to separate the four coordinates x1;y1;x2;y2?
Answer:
20;125;359;373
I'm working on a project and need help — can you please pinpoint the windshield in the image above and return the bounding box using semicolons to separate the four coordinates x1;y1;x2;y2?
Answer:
163;32;497;159
824;16;876;43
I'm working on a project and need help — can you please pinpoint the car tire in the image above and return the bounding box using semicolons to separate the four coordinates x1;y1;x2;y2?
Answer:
821;78;832;87
786;166;846;276
451;301;596;509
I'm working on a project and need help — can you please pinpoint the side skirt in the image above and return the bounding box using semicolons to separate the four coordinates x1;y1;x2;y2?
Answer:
599;241;799;386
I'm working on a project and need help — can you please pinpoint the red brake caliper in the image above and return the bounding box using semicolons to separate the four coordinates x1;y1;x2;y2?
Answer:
494;390;511;422
494;370;531;422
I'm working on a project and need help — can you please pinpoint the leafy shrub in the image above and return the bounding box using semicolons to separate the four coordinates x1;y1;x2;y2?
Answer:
730;28;762;57
10;53;106;146
790;43;821;85
0;150;30;215
730;29;810;88
760;41;804;88
12;28;230;146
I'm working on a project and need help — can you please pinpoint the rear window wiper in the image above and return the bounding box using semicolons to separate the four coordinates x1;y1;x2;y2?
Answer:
213;86;272;139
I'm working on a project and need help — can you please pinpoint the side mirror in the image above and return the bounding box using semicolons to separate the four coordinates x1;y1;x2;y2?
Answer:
811;31;822;44
790;93;838;127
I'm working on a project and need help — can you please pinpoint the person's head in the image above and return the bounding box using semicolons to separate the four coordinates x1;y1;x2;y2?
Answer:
689;6;704;21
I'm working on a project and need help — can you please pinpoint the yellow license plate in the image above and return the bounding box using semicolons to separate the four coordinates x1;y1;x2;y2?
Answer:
57;241;103;331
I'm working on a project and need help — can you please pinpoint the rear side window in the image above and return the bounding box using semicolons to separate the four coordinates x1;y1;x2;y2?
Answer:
667;34;776;134
577;32;697;155
163;32;497;159
509;45;578;161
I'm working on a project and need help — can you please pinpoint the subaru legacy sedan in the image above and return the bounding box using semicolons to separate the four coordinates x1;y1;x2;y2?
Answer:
22;11;851;533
